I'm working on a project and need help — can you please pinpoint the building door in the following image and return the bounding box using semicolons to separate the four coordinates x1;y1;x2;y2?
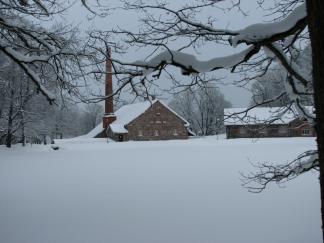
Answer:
118;135;123;142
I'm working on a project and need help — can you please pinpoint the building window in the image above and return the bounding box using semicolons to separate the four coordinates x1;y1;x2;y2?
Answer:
259;129;267;136
279;126;288;134
138;130;143;137
156;112;161;115
154;130;159;136
239;127;246;135
173;129;178;136
302;129;310;135
156;120;161;124
163;121;166;124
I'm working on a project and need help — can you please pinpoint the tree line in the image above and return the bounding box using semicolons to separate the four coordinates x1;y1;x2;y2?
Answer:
0;54;103;147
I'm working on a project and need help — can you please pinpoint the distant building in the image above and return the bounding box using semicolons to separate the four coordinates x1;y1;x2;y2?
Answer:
224;107;315;139
91;48;192;142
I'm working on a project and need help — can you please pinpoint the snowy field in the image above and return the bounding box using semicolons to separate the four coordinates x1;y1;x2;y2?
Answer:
0;136;321;243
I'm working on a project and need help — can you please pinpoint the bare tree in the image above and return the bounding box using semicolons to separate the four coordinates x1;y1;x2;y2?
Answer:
170;86;231;135
80;103;104;132
0;58;35;147
241;150;319;193
0;0;108;103
0;1;115;146
250;46;313;107
0;55;93;146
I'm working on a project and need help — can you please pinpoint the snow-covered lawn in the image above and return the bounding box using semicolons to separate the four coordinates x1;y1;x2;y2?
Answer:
0;136;321;243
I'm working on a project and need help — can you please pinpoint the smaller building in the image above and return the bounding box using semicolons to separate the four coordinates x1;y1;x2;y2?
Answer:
224;107;315;139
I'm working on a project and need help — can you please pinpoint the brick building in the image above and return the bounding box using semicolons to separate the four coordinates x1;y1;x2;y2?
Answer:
224;107;315;139
91;48;191;142
94;99;191;141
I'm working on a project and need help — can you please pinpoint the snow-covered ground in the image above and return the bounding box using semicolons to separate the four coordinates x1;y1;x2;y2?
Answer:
0;136;321;243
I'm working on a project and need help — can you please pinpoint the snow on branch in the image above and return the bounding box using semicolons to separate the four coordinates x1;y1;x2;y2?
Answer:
241;150;319;193
0;42;85;103
121;1;307;46
108;2;307;86
119;45;260;76
230;3;307;46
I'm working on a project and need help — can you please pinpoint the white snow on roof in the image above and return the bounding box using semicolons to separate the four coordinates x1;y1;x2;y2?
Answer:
84;101;157;137
113;100;158;126
87;101;157;136
81;122;105;138
224;106;313;126
109;124;128;134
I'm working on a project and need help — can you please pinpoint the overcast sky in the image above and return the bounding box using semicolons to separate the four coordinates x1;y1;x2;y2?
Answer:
56;1;275;107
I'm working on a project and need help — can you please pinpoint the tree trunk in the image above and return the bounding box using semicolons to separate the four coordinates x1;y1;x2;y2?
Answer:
305;0;324;240
21;112;25;146
5;90;14;148
43;135;47;145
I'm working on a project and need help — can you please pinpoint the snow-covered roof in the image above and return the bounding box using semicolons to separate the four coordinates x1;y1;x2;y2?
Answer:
89;99;190;136
82;122;106;138
113;100;158;127
109;124;128;134
224;106;313;126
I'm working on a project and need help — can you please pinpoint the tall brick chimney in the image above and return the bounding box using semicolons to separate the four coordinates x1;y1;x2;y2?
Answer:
103;47;116;128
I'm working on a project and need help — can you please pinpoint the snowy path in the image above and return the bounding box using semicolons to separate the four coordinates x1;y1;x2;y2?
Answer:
0;137;321;243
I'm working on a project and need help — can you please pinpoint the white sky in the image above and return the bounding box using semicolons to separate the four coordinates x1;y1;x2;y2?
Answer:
56;0;277;107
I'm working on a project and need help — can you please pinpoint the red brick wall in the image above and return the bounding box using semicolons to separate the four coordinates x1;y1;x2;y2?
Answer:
126;101;188;141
